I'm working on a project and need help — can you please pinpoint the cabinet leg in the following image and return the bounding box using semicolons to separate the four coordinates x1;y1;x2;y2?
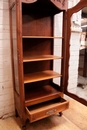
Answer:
21;118;28;130
22;125;26;130
58;112;63;116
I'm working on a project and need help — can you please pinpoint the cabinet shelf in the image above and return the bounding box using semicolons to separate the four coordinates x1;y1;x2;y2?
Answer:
24;70;62;84
23;55;62;62
22;36;63;39
25;85;63;107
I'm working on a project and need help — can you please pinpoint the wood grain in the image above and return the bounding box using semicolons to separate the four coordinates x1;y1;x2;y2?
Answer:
24;70;62;84
22;36;63;39
26;98;69;122
25;85;63;106
0;98;87;130
23;55;62;62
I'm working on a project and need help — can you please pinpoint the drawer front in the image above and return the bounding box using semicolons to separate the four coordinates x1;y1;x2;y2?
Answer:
26;98;69;123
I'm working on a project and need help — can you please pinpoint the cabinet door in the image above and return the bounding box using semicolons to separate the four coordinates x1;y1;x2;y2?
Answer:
64;0;87;106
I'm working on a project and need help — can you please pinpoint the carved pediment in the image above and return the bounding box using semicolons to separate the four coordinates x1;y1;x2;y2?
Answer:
21;0;67;11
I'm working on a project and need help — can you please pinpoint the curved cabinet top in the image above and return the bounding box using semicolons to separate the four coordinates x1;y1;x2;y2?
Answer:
9;0;68;12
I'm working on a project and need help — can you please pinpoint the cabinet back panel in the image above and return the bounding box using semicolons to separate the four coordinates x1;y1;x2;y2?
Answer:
23;61;52;74
23;39;53;57
24;80;52;99
22;14;53;36
25;80;51;89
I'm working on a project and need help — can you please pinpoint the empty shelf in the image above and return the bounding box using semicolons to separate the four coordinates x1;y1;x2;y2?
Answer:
24;70;62;84
23;55;62;62
22;36;63;39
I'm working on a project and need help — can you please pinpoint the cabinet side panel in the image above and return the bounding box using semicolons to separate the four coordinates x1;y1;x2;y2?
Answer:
11;5;20;94
14;91;21;117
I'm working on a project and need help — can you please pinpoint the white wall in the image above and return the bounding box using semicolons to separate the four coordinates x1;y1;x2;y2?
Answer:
0;0;80;118
68;31;81;93
53;12;63;85
0;0;15;118
68;0;81;93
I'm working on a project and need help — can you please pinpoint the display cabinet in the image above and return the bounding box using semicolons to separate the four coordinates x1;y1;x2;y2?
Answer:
9;0;69;128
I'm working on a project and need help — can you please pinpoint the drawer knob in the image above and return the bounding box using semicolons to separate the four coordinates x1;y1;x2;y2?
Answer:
46;109;56;115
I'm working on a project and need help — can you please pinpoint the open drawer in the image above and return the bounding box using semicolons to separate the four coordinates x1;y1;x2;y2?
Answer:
26;97;69;123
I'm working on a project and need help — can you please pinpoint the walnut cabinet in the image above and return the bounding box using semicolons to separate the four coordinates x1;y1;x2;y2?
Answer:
9;0;69;125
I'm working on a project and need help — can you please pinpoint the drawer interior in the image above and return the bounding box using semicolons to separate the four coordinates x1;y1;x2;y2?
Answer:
27;98;66;112
26;97;69;122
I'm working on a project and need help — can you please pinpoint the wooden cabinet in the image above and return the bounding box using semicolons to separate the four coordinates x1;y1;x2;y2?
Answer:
9;0;69;125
